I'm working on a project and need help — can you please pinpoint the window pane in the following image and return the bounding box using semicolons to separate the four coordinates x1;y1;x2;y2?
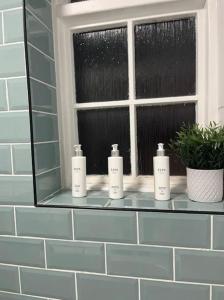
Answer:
137;103;195;175
135;18;196;99
77;108;130;174
73;27;128;103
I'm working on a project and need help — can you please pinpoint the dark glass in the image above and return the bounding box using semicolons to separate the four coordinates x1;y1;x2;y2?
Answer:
77;108;131;174
137;103;195;175
73;27;128;103
135;18;196;99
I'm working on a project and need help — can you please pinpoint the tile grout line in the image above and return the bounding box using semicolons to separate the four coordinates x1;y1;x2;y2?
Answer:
138;278;141;300
28;42;55;63
0;7;23;13
75;273;79;300
29;76;56;90
44;240;47;269
1;11;4;45
71;209;75;240
136;212;139;244
0;174;32;177
36;166;61;177
18;266;22;294
0;289;52;299
34;140;59;145
104;243;108;275
0;41;24;47
0;75;26;80
32;110;57;116
210;215;214;250
10;145;14;175
0;268;219;287
173;248;176;281
210;284;212;300
25;7;52;33
5;79;9;111
0;234;220;251
0;110;29;114
0;142;30;147
13;206;17;235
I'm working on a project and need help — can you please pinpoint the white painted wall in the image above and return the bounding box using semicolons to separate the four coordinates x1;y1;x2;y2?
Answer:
218;0;224;123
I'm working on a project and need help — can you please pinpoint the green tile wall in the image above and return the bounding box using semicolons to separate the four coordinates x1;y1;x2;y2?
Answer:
0;265;20;293
0;292;48;300
20;268;76;300
107;244;173;279
0;145;12;174
140;281;210;300
77;274;138;300
0;207;15;235
4;9;24;43
0;0;22;10
0;80;7;110
0;44;25;78
12;145;32;174
0;1;222;300
0;112;30;143
0;237;45;267
8;78;28;110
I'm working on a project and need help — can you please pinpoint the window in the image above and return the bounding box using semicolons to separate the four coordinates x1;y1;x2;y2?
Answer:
70;16;196;186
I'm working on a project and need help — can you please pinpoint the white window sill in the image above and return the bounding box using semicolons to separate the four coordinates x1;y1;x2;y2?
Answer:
59;0;206;18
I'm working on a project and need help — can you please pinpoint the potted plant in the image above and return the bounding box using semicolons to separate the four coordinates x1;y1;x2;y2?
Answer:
170;123;224;203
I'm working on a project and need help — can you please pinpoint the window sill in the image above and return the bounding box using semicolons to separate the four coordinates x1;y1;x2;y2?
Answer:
37;190;224;214
58;0;206;18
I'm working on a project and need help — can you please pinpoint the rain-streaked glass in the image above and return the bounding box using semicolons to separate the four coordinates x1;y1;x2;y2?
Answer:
73;27;128;103
137;103;196;175
135;18;196;99
77;108;131;174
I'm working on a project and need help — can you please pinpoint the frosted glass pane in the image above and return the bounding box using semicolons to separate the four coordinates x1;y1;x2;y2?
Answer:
77;108;130;174
137;103;195;175
73;27;128;103
135;18;196;99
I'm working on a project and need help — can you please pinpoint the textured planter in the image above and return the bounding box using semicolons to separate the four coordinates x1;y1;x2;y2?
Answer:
187;168;224;203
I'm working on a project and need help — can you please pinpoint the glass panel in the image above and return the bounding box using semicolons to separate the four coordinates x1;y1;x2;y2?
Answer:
135;18;196;99
73;27;128;103
137;103;195;175
24;2;62;203
77;108;131;174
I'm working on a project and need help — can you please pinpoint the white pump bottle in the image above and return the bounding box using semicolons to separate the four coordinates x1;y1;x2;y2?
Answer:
72;145;87;198
108;144;124;199
153;143;170;201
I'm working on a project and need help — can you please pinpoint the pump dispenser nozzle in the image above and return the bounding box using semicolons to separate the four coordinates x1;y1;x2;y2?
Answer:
74;144;83;157
111;144;119;157
157;143;165;156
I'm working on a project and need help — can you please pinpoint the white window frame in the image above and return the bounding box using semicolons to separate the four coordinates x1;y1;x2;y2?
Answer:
52;0;219;193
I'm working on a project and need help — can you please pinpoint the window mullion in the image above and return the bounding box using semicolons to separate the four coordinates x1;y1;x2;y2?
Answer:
128;20;138;177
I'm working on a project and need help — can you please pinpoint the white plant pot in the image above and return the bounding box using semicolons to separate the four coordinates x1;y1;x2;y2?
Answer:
187;168;224;203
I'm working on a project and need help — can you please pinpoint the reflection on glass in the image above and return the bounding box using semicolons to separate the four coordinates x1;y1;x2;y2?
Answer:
73;27;128;103
137;103;195;175
135;18;196;99
77;108;131;174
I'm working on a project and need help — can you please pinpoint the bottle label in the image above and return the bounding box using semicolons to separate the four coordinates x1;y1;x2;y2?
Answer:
110;168;119;173
157;168;167;173
158;186;167;195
